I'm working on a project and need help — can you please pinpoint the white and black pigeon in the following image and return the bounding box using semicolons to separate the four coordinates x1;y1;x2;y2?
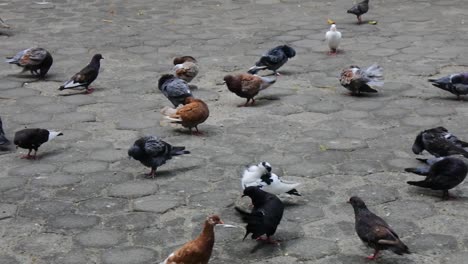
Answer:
158;74;193;107
13;128;63;159
247;45;296;76
428;73;468;100
241;162;301;196
325;24;341;55
0;116;10;149
340;64;384;95
59;54;103;94
128;136;190;178
405;157;468;200
5;47;53;78
412;126;468;158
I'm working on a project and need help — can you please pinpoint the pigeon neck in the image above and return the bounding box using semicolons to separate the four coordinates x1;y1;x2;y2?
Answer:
90;58;101;69
198;221;215;247
353;205;369;216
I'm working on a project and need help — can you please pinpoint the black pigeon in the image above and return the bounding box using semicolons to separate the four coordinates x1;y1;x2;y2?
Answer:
158;74;193;107
5;47;53;78
0;116;10;148
14;128;63;159
247;45;296;76
428;73;468;100
235;186;284;244
405;157;468;199
128;136;190;178
59;54;103;94
348;196;410;260
412;126;468;158
347;0;369;24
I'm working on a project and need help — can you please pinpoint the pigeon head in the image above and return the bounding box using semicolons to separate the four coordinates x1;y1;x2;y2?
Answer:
281;45;296;58
348;196;368;210
158;74;175;89
92;54;104;61
242;186;269;203
412;131;424;155
330;24;337;31
128;145;144;161
259;161;272;172
206;215;224;226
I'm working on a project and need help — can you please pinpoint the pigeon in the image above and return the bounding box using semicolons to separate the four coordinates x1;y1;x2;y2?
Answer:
348;196;410;260
340;64;384;95
13;128;63;159
428;73;468;100
224;73;276;106
128;136;190;178
5;47;53;78
0;116;10;148
325;24;342;55
412;126;468;158
158;74;193;107
405;157;468;199
173;56;199;84
247;45;296;76
160;215;225;264
242;162;301;196
347;0;370;24
59;54;103;94
235;186;284;244
160;97;209;135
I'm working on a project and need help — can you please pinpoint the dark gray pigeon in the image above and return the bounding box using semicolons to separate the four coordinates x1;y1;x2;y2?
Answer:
128;136;190;178
14;128;63;159
5;47;53;78
59;54;103;94
348;196;410;260
0;116;10;148
428;73;468;100
405;157;468;199
158;74;193;107
340;64;383;95
247;45;296;76
347;0;369;24
412;126;468;158
235;186;284;245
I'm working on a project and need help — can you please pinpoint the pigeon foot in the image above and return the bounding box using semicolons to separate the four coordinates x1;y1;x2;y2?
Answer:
20;154;36;160
85;88;95;94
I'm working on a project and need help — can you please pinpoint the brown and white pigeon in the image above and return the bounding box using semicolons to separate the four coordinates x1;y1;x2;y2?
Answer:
173;56;199;84
347;0;370;24
160;97;209;135
405;157;468;199
5;47;53;78
348;196;410;260
224;73;276;106
13;128;63;159
59;54;103;94
340;64;383;95
159;215;225;264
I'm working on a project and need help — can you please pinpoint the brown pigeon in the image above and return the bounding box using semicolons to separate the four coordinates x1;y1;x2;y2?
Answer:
160;97;209;135
224;73;276;106
348;196;410;260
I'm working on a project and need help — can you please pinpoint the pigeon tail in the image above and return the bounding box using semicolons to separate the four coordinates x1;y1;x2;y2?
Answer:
364;64;384;87
378;239;411;255
170;146;190;156
47;131;63;141
285;188;301;196
247;65;268;74
404;167;429;176
0;134;9;146
407;180;432;188
235;207;264;240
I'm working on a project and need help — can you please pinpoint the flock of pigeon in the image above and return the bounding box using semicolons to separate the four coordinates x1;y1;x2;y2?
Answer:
2;0;468;263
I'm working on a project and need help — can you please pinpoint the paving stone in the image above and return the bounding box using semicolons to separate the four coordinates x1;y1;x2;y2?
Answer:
101;247;157;264
75;229;125;248
14;233;71;257
77;197;128;214
322;138;368;151
0;255;19;264
104;212;159;231
51;250;94;264
0;203;17;220
62;161;109;174
31;174;81;187
8;164;57;177
0;177;27;191
133;194;184;213
19;200;74;218
48;214;100;230
286;237;339;260
12;112;51;124
108;181;158;198
53;112;96;123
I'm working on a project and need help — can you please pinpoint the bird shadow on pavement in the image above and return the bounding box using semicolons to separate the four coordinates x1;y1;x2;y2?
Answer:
407;188;468;202
138;164;202;180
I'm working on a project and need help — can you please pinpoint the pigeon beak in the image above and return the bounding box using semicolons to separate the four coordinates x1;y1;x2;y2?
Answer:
219;220;225;225
241;194;246;198
222;81;226;84
346;200;350;204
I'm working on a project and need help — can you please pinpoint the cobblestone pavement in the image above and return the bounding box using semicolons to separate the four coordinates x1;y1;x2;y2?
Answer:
1;0;468;263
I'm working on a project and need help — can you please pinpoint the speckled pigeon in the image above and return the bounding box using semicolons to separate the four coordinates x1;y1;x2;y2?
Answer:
158;74;193;107
5;47;53;78
59;54;103;94
412;126;468;158
247;45;296;76
428;73;468;100
340;64;383;95
128;136;190;178
348;196;410;260
405;157;468;199
347;0;369;24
